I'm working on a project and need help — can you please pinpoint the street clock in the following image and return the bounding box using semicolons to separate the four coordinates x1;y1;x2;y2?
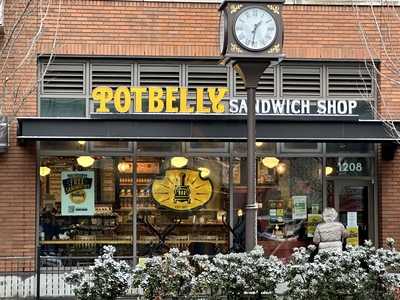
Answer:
219;0;284;63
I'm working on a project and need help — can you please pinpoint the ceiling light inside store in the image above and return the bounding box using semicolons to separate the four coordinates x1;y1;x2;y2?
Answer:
171;157;188;168
256;142;264;147
118;161;132;173
198;167;210;178
39;166;51;177
262;157;280;169
325;166;334;176
77;156;95;168
78;141;86;145
276;162;287;175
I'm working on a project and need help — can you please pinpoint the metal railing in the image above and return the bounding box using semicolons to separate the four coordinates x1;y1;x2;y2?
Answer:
0;256;36;299
0;255;139;299
39;255;137;297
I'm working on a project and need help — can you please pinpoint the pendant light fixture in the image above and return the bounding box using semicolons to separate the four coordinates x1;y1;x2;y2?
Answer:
276;162;287;175
198;167;210;178
171;156;188;168
39;166;51;177
262;157;280;169
77;156;95;168
118;161;132;173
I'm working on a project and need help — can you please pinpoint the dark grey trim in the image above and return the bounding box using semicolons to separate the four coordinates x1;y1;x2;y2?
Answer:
17;116;400;142
38;55;380;64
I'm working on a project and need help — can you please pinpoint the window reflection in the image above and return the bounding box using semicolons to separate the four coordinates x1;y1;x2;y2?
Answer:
136;156;230;257
39;156;133;257
256;157;322;258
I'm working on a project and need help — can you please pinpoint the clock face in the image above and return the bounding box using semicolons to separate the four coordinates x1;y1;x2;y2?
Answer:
219;11;227;54
234;7;277;51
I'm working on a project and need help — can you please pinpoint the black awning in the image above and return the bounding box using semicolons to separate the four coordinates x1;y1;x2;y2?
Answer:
16;114;400;142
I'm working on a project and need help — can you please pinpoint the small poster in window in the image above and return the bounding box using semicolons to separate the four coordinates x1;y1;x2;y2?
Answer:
292;195;307;220
307;214;323;237
346;226;359;247
233;162;241;185
347;212;358;227
61;171;95;216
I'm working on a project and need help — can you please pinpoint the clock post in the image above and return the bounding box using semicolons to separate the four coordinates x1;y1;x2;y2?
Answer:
219;0;285;251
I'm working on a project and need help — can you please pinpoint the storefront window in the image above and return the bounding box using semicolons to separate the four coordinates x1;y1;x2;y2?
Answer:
281;143;321;153
137;142;182;153
232;157;247;252
232;142;276;154
325;157;373;177
38;142;376;260
186;142;228;152
39;156;133;257
41;98;86;117
256;157;322;258
136;156;230;257
326;143;373;153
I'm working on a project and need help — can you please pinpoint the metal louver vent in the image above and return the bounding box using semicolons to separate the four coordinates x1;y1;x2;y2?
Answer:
188;65;228;88
42;63;84;94
235;68;274;96
91;65;131;90
282;67;321;96
328;67;373;96
139;65;180;86
188;65;228;99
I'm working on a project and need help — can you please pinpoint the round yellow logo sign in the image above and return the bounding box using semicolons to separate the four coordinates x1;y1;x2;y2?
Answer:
151;169;213;211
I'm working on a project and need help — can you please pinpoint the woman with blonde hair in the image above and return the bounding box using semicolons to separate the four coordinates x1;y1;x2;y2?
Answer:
313;207;349;253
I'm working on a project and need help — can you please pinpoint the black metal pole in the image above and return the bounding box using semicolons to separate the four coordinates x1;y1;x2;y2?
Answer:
35;141;41;299
245;87;257;251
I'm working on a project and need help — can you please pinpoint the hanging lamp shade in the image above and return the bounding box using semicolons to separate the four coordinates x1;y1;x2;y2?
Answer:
118;161;132;173
198;167;210;178
276;162;287;175
77;156;95;168
39;166;51;177
171;157;188;168
262;157;280;169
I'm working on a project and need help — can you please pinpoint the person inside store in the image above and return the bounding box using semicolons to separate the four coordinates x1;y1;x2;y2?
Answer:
313;207;349;254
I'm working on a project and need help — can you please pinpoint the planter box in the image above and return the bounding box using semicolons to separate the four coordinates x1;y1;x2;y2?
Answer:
0;116;7;153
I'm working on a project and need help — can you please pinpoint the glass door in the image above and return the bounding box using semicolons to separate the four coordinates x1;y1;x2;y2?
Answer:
331;180;374;245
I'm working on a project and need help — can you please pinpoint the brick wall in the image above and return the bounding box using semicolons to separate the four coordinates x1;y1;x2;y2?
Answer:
1;0;400;259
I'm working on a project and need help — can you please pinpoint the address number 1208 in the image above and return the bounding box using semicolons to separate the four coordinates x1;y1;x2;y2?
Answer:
338;162;363;172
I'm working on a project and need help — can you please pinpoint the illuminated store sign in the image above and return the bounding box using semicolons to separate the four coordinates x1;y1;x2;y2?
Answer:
92;86;359;115
151;169;213;211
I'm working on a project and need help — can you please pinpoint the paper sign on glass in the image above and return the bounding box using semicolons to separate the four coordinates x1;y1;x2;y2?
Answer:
347;212;358;227
293;195;307;220
61;171;95;216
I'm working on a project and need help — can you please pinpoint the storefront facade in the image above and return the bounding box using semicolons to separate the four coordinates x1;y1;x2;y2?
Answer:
2;0;400;266
22;58;378;259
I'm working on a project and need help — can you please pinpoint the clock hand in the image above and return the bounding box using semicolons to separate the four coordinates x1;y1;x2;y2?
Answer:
251;21;262;46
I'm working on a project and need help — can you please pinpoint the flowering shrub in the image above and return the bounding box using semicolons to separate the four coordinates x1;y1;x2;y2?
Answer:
65;246;132;300
285;239;400;300
131;248;195;299
193;245;286;299
65;240;400;299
